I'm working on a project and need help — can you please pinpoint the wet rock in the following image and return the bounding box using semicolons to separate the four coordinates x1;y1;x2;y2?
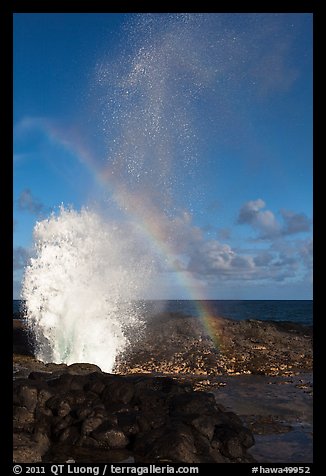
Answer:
81;416;104;435
13;431;49;463
33;430;51;453
135;423;199;463
47;373;75;390
246;415;293;435
213;424;247;459
13;445;43;463
117;413;139;436
67;363;102;375
169;391;217;417
75;406;93;421
13;406;35;425
45;363;68;372
102;377;134;405
18;385;38;412
135;389;167;414
57;401;71;418
115;314;312;377
209;448;228;463
37;387;53;406
67;390;89;407
14;314;313;377
46;396;64;414
191;415;216;441
223;436;244;458
77;436;101;448
136;410;166;432
237;427;255;448
28;371;53;380
13;369;255;463
84;374;106;395
93;427;129;449
58;426;80;444
52;415;74;435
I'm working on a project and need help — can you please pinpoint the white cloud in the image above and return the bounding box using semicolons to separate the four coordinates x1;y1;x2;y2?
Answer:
231;255;255;270
253;252;273;267
187;239;256;278
146;199;313;288
237;198;280;238
255;209;279;235
237;198;266;224
237;199;311;240
281;209;311;235
184;228;312;285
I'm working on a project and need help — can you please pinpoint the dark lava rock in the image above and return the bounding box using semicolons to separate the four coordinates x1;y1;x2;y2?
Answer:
134;422;200;463
81;416;104;435
13;369;255;463
13;406;35;426
66;363;102;375
191;415;216;440
115;314;313;376
169;391;217;417
58;426;80;444
14;381;39;412
14;314;312;377
93;426;129;449
13;433;44;463
102;376;135;405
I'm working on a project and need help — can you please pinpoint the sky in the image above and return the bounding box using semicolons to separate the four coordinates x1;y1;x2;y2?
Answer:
13;13;313;300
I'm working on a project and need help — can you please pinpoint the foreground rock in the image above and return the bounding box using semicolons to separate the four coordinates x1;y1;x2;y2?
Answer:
13;365;255;463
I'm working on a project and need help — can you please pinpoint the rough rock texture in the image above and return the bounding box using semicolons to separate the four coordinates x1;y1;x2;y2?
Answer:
13;366;255;463
115;314;313;376
13;314;312;377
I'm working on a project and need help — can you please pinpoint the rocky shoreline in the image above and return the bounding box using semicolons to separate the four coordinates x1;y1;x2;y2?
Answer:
14;313;313;377
116;313;312;377
13;313;313;463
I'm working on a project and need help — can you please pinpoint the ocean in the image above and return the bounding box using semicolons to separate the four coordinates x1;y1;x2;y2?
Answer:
13;299;312;326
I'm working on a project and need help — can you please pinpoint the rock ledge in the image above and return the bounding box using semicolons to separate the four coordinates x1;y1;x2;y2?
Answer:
13;365;255;463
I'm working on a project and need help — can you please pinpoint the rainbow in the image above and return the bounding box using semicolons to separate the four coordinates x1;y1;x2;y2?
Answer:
18;117;225;349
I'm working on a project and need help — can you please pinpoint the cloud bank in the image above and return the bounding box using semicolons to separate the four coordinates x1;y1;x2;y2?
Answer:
237;199;311;239
162;199;312;290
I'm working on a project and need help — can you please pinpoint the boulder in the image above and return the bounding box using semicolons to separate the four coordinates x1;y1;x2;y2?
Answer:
102;377;135;405
17;385;38;412
13;370;255;463
190;415;216;441
135;423;199;463
13;431;48;463
81;416;104;435
93;427;129;449
67;363;102;375
58;426;80;444
13;406;35;425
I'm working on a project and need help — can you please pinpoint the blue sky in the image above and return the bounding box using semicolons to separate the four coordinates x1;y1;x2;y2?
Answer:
13;13;313;300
